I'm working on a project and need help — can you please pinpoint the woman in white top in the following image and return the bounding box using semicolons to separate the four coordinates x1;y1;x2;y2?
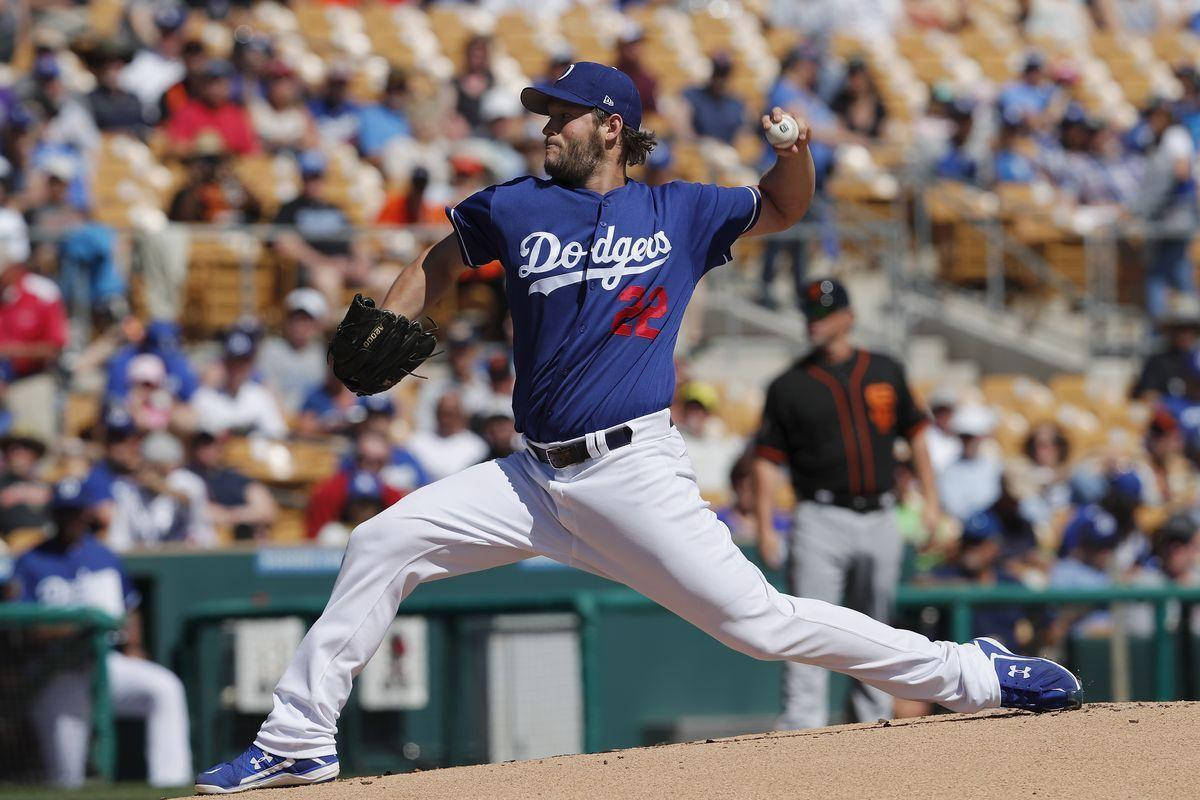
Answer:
249;62;319;154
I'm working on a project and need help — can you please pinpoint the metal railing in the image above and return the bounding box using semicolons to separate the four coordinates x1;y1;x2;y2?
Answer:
0;605;122;781
179;581;1200;773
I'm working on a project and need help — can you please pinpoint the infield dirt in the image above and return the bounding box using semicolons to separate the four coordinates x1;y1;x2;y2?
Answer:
182;702;1199;800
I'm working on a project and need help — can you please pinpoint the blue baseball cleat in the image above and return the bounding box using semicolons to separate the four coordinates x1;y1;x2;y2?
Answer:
195;745;339;794
973;636;1083;712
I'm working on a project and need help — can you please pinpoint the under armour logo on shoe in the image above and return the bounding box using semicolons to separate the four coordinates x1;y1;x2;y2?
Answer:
1008;665;1032;679
250;755;274;769
603;95;614;107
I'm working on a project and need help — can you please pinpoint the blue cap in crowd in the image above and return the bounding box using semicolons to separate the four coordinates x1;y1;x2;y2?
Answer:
104;406;137;440
962;511;1004;544
521;61;643;132
347;470;383;503
1062;505;1120;552
223;329;256;359
358;394;396;417
1108;470;1143;504
297;150;327;179
51;477;88;512
154;3;187;31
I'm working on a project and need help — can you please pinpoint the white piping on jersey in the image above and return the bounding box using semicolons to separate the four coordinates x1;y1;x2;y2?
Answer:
448;208;484;268
741;186;763;234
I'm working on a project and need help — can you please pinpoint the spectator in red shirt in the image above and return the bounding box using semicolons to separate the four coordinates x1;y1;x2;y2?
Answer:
0;260;68;440
305;429;406;539
376;166;442;225
166;59;259;156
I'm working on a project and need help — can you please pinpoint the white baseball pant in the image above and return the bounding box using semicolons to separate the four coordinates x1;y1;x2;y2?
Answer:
31;651;193;787
256;408;1000;756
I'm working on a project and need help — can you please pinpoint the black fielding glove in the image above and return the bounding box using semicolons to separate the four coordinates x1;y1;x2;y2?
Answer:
327;294;437;396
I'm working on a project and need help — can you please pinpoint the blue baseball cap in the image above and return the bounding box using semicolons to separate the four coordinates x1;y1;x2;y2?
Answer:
1062;504;1120;551
1108;470;1143;504
347;470;383;503
357;393;395;416
521;61;643;132
962;511;1003;544
51;477;88;512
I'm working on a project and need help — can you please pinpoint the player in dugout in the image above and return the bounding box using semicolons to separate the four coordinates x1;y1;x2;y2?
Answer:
196;62;1082;794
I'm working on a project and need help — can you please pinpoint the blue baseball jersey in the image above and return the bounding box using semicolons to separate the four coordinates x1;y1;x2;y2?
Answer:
8;535;138;619
447;177;761;442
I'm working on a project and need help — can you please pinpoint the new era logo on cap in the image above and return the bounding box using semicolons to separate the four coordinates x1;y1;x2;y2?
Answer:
603;95;614;106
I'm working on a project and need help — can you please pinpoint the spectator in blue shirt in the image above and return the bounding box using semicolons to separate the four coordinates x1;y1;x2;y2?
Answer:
928;511;1028;649
106;319;199;403
992;111;1037;184
716;452;790;548
309;64;360;145
6;478;192;787
1049;504;1122;635
357;69;411;161
757;47;840;309
998;52;1057;127
935;99;979;183
682;53;746;145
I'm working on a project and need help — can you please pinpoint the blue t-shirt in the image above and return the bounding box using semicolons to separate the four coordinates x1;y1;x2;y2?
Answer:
447;177;760;442
356;105;410;157
9;535;138;619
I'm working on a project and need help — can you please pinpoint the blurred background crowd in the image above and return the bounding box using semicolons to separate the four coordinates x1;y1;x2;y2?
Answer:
2;0;1200;723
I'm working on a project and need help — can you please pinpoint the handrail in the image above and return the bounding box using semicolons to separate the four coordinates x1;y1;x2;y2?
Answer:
0;604;122;780
182;580;1200;758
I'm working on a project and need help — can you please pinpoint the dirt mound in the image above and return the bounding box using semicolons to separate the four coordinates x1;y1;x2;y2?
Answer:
185;703;1198;800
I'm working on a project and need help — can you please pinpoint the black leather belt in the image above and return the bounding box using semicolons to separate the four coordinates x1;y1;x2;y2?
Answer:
803;491;895;513
527;425;634;469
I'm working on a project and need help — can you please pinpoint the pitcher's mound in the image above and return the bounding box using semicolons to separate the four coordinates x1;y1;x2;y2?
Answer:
185;702;1198;800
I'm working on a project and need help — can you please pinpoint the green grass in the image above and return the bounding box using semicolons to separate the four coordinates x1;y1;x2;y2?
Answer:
0;782;194;800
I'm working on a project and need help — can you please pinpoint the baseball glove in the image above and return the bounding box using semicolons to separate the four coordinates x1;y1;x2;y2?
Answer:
327;294;437;396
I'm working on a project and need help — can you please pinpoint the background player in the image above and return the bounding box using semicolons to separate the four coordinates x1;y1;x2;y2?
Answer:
196;62;1081;795
7;478;192;788
753;278;942;729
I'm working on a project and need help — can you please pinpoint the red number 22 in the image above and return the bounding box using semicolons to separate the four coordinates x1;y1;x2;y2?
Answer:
610;286;668;340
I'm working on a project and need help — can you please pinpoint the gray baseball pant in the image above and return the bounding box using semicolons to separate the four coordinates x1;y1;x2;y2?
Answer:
777;500;904;730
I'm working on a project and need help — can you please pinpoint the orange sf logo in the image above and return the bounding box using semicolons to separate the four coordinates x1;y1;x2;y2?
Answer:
864;383;896;433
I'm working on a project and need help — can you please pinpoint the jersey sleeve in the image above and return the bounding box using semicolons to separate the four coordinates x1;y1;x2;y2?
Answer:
445;185;503;269
893;362;929;438
754;380;790;465
689;183;762;277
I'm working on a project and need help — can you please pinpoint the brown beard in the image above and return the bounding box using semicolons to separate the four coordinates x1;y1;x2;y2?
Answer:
544;124;604;186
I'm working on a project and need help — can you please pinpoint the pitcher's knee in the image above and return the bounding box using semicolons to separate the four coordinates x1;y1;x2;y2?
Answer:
346;501;435;563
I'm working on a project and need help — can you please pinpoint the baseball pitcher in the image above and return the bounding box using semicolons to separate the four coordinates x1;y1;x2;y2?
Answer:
196;62;1081;794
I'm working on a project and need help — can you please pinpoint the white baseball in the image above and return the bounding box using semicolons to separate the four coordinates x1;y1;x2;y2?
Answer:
765;114;800;148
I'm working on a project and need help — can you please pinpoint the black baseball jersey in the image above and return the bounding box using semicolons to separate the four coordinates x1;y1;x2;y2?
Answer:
755;349;928;499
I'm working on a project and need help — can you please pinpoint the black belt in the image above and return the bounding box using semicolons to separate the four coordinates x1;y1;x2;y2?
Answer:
802;491;894;513
527;425;635;469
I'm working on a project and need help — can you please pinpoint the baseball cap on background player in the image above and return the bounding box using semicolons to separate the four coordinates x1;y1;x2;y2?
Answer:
800;278;851;320
520;61;643;131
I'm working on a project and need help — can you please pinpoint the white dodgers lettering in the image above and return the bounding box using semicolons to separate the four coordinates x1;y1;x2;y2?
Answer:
518;226;673;296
